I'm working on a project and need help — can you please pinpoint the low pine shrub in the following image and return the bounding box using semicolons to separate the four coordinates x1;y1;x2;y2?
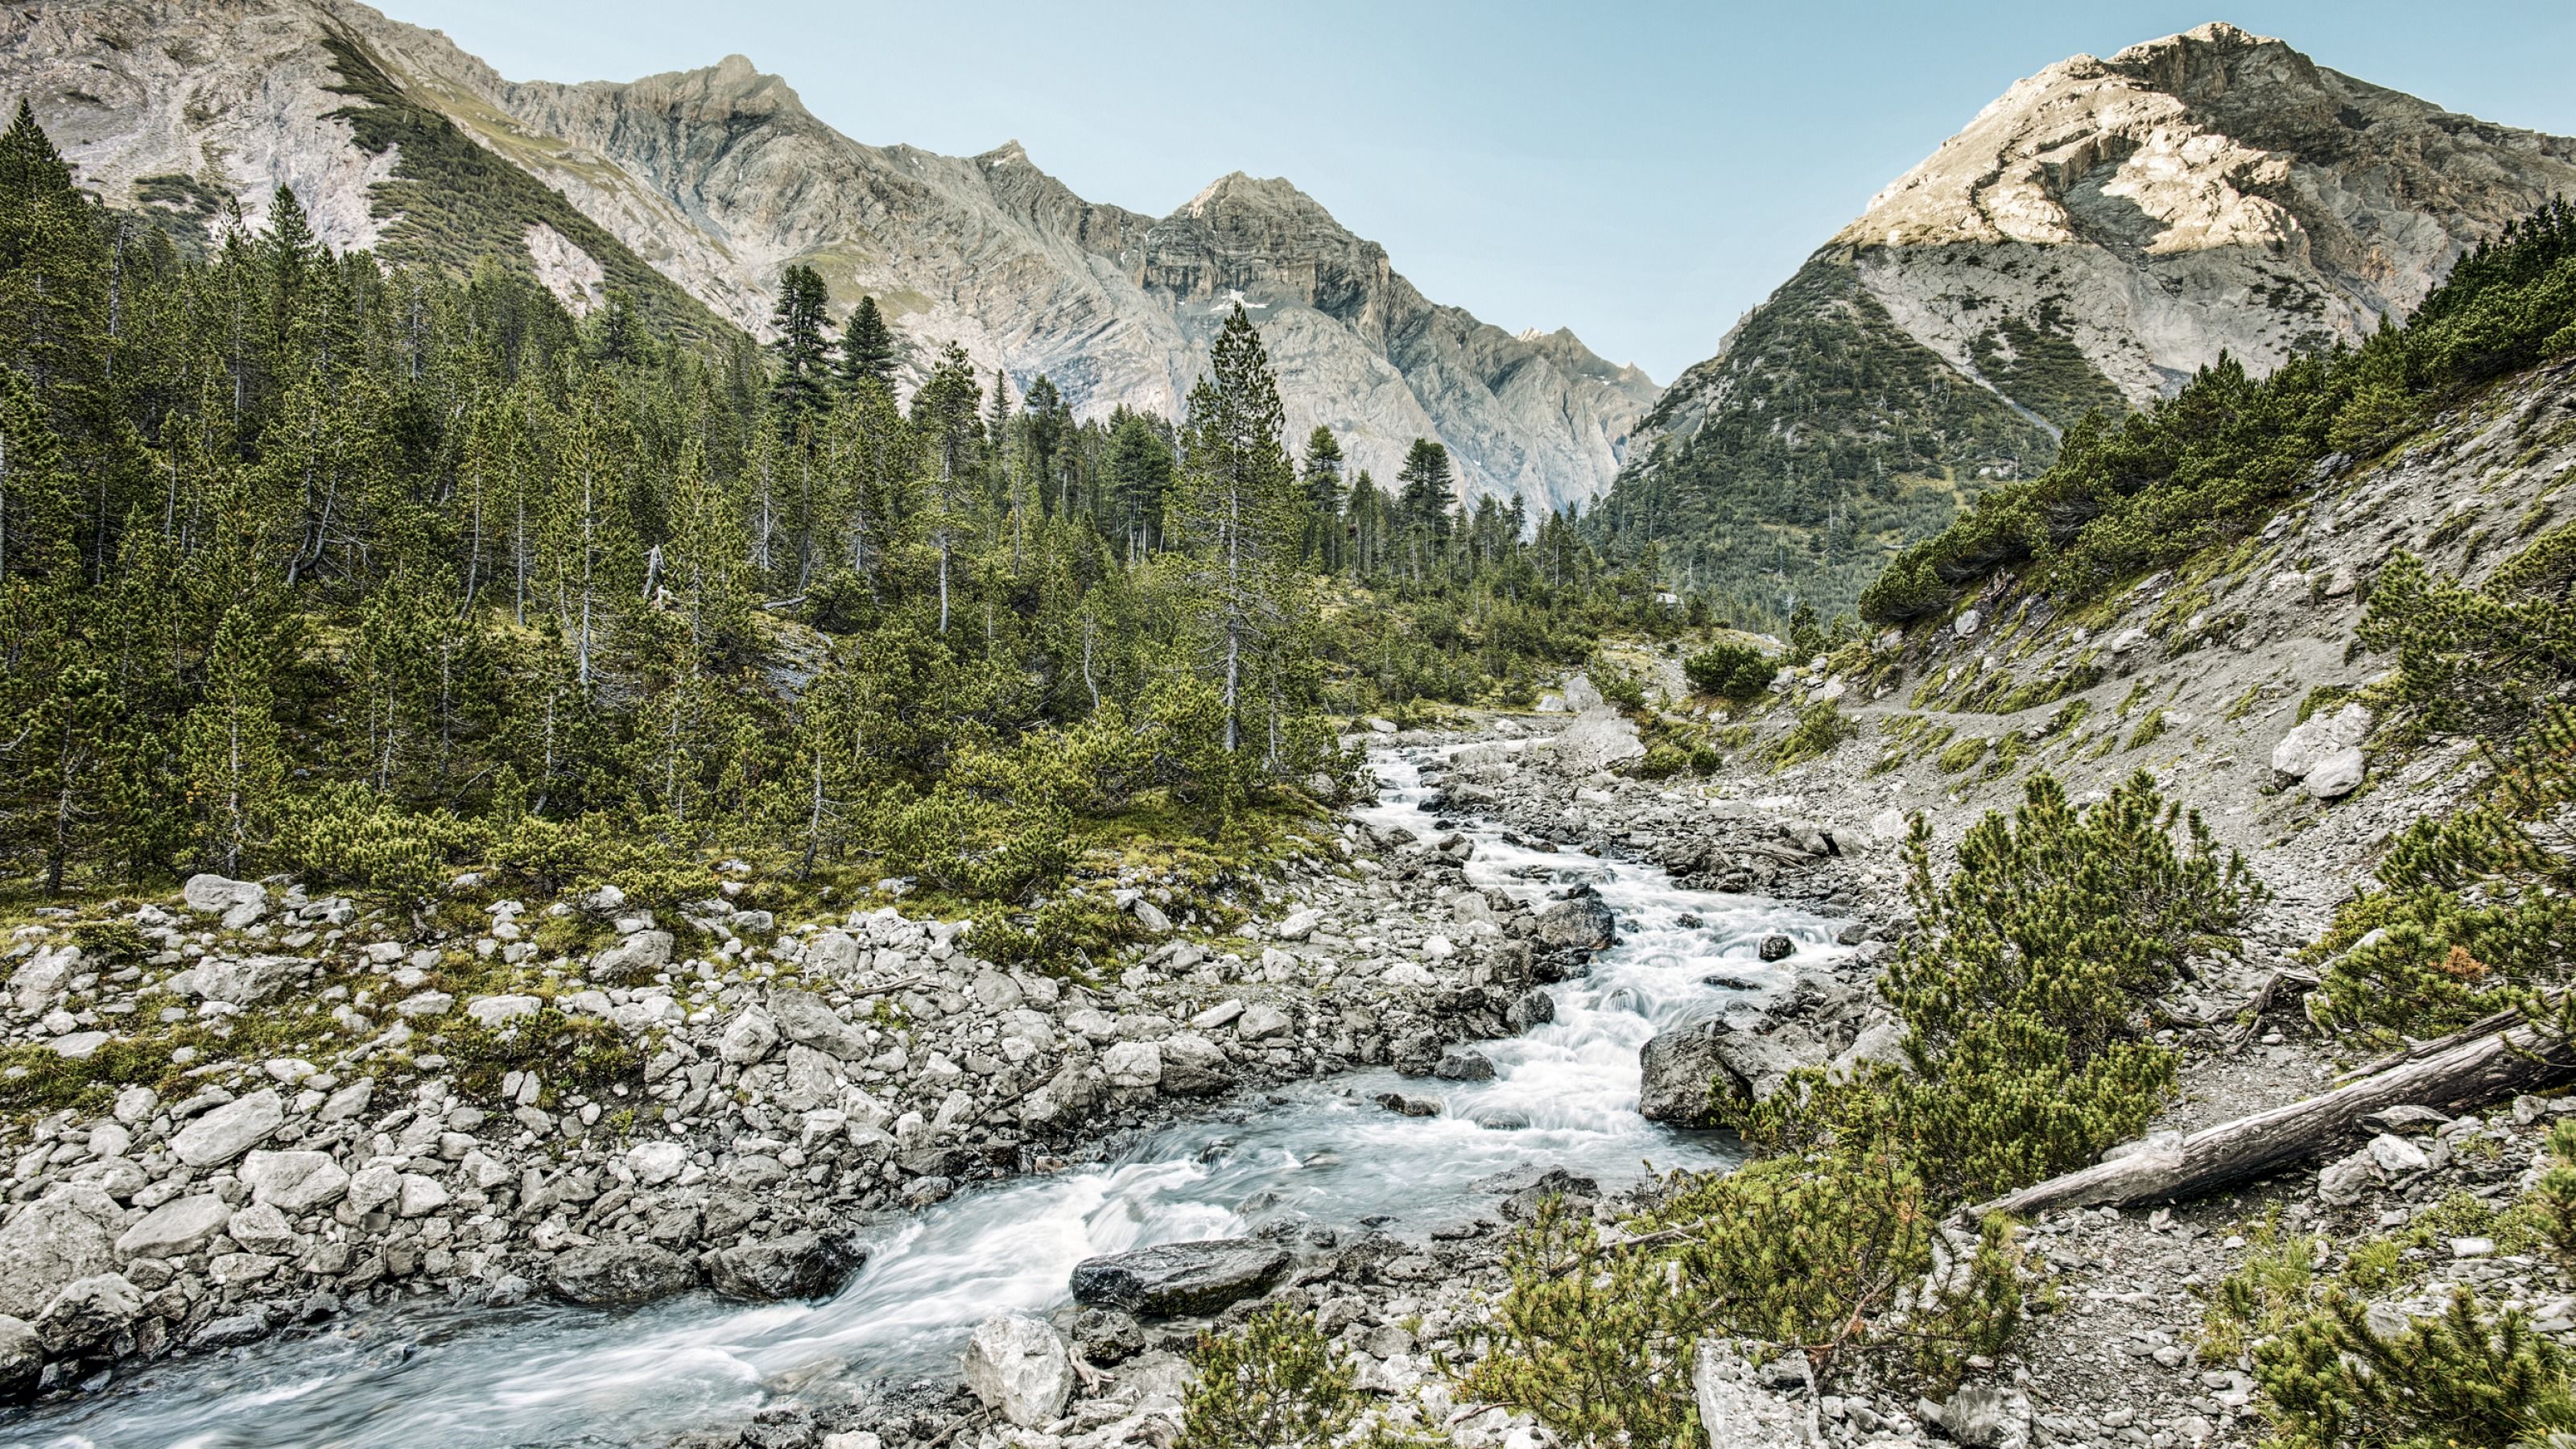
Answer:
2254;1290;2576;1449
1684;640;1774;703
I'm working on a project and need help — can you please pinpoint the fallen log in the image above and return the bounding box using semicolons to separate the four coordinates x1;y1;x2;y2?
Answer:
1969;1010;2576;1221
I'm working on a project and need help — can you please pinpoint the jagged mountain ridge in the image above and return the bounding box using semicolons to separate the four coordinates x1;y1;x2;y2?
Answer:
0;0;1657;512
1598;21;2576;618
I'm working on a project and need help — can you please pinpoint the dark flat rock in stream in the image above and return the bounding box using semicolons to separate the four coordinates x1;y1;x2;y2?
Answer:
709;1232;864;1301
1068;1239;1291;1316
548;1243;700;1306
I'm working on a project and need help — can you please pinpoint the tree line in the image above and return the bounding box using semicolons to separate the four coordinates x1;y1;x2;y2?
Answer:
0;103;1657;917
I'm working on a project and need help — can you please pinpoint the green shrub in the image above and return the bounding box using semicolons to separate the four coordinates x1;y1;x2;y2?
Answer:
1635;743;1691;780
2533;1120;2576;1265
1739;774;2259;1203
272;782;485;900
1684;641;1774;703
2254;1290;2576;1449
1937;736;1992;774
1770;700;1858;768
2357;530;2576;737
2307;705;2576;1039
1179;1304;1390;1449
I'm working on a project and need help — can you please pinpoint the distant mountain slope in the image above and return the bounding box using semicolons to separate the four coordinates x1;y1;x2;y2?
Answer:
0;0;1656;510
1595;21;2576;620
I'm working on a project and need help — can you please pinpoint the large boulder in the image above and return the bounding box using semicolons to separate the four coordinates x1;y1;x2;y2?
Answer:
1069;1239;1292;1317
590;930;675;981
34;1274;142;1354
0;1315;38;1402
770;989;869;1062
181;873;267;927
2272;703;2372;781
961;1313;1074;1429
708;1233;863;1302
2305;746;2366;799
548;1243;700;1306
1637;1026;1744;1127
170;1089;283;1166
115;1195;233;1259
1637;1016;1829;1124
1157;1033;1233;1096
167;954;306;1006
0;1187;122;1319
1537;892;1617;953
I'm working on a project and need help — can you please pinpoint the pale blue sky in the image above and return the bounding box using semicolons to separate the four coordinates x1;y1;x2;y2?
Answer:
391;0;2576;382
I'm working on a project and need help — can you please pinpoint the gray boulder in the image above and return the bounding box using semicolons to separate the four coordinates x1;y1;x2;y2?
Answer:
962;1313;1074;1429
0;1187;122;1319
1069;1239;1291;1316
1157;1033;1233;1096
181;873;267;927
168;954;305;1006
171;1089;283;1167
1435;1046;1497;1081
34;1274;142;1354
770;989;869;1062
115;1194;233;1260
590;929;675;980
548;1243;700;1306
0;1315;37;1402
2272;703;2372;781
1505;989;1556;1032
708;1233;863;1302
1637;1026;1741;1127
1537;894;1616;953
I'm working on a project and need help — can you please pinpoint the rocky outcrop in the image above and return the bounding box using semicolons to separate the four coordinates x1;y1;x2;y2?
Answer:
1598;21;2576;614
0;0;1654;513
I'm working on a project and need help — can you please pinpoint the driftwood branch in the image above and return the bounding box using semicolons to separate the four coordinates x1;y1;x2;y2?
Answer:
1969;1010;2576;1221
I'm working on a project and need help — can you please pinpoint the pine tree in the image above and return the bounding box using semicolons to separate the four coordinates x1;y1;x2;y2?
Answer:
1299;426;1345;571
910;343;985;634
1170;306;1298;757
836;294;896;392
183;605;288;875
770;262;832;426
1395;438;1455;583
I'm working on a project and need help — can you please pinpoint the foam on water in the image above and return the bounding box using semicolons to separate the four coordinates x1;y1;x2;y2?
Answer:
3;742;1837;1448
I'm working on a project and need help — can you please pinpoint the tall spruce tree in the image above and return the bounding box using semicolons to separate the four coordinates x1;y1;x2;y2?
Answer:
836;294;896;392
770;263;832;427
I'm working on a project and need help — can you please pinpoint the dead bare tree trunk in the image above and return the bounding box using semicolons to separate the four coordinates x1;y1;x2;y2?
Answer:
1969;1012;2576;1221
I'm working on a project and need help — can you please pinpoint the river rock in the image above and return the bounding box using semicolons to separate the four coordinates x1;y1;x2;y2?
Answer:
1537;893;1616;952
627;1141;687;1187
961;1313;1073;1429
1101;1040;1162;1088
242;1149;349;1212
115;1194;233;1259
548;1243;700;1306
1069;1239;1291;1316
1757;934;1794;962
1236;1002;1291;1041
34;1274;142;1354
1435;1046;1496;1081
1158;1033;1233;1096
1637;1026;1745;1126
0;1187;123;1319
710;1232;863;1301
1505;988;1555;1031
0;1315;37;1402
171;1089;283;1166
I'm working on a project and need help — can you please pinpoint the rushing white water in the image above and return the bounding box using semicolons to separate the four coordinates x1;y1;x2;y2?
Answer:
2;742;1837;1449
